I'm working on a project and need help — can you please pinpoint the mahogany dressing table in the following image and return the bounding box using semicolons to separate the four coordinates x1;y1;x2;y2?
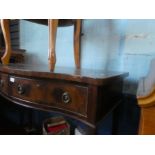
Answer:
0;64;128;134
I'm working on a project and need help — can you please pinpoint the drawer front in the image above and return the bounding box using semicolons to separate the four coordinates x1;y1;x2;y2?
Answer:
9;76;88;117
0;73;8;95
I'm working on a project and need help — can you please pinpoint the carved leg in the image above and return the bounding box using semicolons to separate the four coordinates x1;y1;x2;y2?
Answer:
74;19;81;69
0;19;11;65
48;19;58;71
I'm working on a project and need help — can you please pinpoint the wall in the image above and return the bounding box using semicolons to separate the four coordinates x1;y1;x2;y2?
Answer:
20;19;155;95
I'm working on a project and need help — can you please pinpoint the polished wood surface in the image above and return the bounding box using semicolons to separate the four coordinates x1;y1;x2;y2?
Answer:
9;75;88;117
137;88;155;134
138;107;155;134
74;19;81;69
0;64;128;134
0;19;12;65
48;19;58;71
137;87;155;107
0;63;128;85
137;58;155;134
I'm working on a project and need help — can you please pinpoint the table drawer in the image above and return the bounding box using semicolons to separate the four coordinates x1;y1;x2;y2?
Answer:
9;76;88;117
0;73;9;95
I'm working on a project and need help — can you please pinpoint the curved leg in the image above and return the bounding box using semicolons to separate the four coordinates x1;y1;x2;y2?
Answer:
48;19;58;71
0;19;11;65
74;19;81;69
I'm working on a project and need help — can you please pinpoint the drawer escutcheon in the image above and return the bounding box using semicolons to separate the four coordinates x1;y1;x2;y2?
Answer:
17;84;25;95
62;92;71;104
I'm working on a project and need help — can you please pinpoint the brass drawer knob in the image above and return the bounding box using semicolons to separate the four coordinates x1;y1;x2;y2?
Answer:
17;84;25;95
62;92;71;104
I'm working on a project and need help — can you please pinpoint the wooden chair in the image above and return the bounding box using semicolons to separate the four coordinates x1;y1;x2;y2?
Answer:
137;58;155;134
0;19;81;71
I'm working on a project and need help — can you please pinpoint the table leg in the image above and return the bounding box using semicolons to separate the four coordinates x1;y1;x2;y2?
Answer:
0;19;12;65
48;19;58;71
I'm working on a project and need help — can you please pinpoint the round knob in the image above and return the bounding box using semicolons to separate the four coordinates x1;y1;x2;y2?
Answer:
17;84;25;95
62;92;71;104
0;79;4;88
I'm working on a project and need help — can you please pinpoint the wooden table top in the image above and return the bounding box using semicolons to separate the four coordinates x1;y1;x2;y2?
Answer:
0;63;128;85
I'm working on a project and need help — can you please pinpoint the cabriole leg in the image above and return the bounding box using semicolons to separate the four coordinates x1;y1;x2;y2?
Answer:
1;19;11;65
48;19;58;71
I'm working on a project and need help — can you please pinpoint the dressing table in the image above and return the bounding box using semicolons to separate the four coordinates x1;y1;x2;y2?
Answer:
0;19;128;134
0;64;128;134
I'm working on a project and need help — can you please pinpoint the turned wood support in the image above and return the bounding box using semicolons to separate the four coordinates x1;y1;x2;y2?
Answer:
0;19;12;64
